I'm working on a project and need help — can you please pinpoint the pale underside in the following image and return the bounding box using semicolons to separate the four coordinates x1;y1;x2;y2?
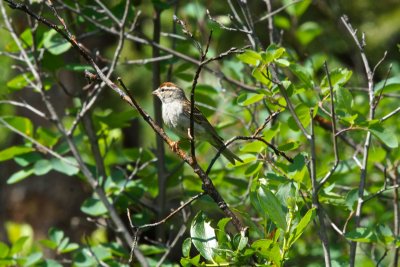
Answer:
162;100;215;142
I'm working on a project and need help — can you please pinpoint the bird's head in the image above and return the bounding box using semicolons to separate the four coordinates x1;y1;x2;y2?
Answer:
153;82;186;103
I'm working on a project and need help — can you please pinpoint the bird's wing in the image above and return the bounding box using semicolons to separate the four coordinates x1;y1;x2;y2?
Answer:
183;99;223;142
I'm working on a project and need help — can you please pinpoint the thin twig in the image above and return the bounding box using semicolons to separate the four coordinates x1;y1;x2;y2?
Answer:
318;62;340;190
341;15;376;267
0;117;78;167
257;0;303;23
189;31;213;163
309;108;332;266
0;100;48;120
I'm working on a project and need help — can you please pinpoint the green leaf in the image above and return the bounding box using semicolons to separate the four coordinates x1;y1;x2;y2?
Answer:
11;236;29;256
321;68;352;89
60;243;79;253
6;73;34;91
43;29;71;55
2;116;34;137
345;189;358;211
216;218;231;244
336;87;353;114
296;21;322;45
240;141;267;153
236;50;261;66
190;211;218;262
369;122;398;148
36;127;60;148
376;224;395;244
374;77;400;94
277;141;300;151
50;157;79;176
288;208;315;246
237;93;265;106
284;0;312;17
0;242;10;258
96;109;139;129
0;146;34;162
245;162;263;176
24;252;42;266
39;259;63;267
274;58;290;67
289;63;313;89
49;228;64;245
81;197;108;216
14;152;42;167
345;227;376;242
234;233;248;251
182;238;191;258
257;185;287;230
7;168;34;184
33;159;53;176
274;15;291;30
252;68;271;86
287;104;310;130
39;239;57;250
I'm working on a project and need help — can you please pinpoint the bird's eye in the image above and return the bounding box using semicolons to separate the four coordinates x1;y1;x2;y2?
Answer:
161;88;165;92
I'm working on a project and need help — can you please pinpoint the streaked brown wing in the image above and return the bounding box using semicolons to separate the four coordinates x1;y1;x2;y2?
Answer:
183;99;223;141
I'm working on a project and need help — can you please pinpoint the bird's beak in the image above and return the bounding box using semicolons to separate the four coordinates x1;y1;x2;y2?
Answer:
152;89;158;96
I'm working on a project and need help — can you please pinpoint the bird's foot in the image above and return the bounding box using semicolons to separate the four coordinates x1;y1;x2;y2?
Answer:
171;141;180;152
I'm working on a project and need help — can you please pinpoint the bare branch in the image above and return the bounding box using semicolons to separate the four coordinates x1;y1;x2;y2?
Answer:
318;62;340;189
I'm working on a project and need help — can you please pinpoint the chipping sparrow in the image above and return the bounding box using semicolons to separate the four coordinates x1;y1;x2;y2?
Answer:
153;82;243;165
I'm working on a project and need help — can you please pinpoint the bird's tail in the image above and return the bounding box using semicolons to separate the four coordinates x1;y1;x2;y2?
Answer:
221;147;243;165
211;138;243;165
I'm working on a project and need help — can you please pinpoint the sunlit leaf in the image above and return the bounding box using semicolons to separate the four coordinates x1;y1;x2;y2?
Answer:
369;122;398;148
257;185;287;230
43;29;71;55
190;211;218;262
0;146;34;162
7;168;34;184
81;197;108;216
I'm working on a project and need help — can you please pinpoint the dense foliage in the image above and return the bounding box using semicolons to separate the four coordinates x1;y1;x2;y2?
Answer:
0;0;399;266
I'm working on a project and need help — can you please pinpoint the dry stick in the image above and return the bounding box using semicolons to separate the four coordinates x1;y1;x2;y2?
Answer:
309;108;332;266
152;6;167;242
189;31;213;164
257;0;303;23
341;15;376;266
2;1;149;265
206;9;252;34
0;100;48;119
263;0;275;44
227;0;255;49
317;62;340;190
156;224;187;267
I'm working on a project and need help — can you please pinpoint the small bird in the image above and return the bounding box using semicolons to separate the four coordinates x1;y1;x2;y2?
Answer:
153;82;243;165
